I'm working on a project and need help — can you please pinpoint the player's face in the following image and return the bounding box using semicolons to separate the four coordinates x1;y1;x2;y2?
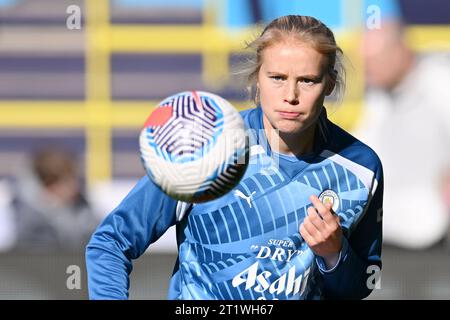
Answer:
258;40;333;135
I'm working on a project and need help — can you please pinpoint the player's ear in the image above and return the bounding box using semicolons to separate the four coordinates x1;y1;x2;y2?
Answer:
254;83;261;105
325;70;337;96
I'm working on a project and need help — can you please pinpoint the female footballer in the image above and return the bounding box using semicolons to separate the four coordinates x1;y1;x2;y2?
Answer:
86;15;383;300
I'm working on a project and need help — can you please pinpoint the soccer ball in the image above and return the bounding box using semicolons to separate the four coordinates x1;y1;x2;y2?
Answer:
139;91;249;203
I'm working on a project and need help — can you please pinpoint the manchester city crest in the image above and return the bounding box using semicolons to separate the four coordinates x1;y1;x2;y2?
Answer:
318;190;340;213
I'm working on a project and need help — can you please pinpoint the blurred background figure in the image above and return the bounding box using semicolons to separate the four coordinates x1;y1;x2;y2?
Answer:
354;2;450;250
10;147;98;252
0;180;16;252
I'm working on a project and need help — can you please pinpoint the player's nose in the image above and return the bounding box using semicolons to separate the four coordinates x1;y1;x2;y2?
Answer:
284;81;299;105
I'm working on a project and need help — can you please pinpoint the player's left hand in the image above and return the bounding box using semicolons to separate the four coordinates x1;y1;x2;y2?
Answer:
299;195;343;268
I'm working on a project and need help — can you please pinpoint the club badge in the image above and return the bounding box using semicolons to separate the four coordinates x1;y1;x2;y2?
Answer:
318;190;340;213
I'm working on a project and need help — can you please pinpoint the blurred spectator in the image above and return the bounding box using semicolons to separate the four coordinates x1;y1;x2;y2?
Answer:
9;147;98;252
354;19;450;250
0;180;16;252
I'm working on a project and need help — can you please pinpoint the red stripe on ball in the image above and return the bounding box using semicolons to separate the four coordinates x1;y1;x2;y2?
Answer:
144;106;173;127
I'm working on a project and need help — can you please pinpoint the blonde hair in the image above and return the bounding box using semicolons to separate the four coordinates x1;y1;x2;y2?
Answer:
241;15;346;104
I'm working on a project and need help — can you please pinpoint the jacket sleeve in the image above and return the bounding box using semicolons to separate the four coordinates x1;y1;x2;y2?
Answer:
317;163;383;299
85;176;178;299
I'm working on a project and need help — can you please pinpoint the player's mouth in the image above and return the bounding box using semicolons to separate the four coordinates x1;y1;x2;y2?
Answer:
278;111;301;119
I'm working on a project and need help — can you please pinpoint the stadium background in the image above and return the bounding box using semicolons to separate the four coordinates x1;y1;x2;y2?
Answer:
0;0;449;299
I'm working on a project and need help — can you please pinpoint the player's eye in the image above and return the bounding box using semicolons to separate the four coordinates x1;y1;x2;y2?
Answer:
270;75;285;82
301;78;317;85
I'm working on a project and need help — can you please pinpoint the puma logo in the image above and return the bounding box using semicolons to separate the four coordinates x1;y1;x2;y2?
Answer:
234;190;256;208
